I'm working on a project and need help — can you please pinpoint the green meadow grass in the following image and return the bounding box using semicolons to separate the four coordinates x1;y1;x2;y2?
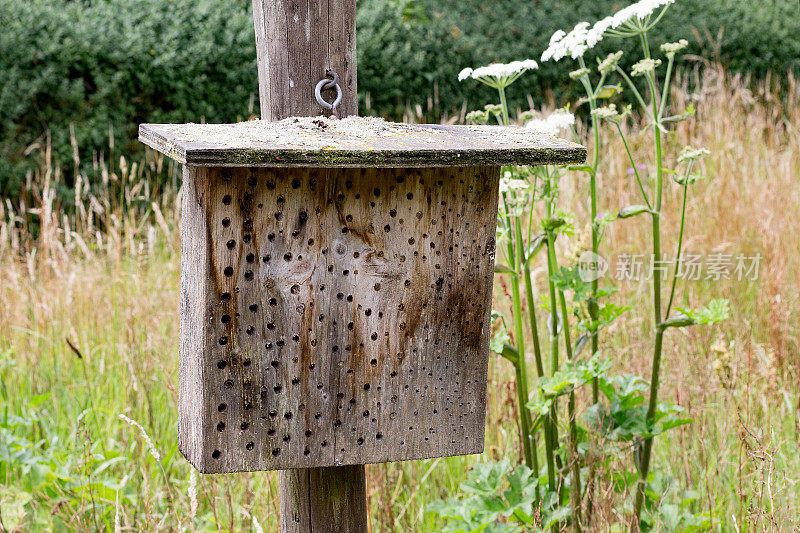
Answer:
0;66;798;531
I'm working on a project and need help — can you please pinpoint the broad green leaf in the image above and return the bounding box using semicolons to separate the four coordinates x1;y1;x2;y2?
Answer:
489;329;510;356
0;486;33;531
541;505;571;530
460;461;511;495
471;494;509;515
503;465;536;509
675;299;730;326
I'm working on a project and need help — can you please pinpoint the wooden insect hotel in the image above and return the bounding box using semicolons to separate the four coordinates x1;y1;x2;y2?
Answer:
139;1;584;530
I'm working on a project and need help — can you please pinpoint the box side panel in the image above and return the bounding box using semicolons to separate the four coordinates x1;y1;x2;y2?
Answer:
178;167;212;470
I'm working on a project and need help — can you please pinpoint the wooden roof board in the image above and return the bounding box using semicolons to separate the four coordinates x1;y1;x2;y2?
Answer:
139;117;585;168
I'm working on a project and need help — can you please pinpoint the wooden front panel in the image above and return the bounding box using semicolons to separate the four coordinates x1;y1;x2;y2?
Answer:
179;165;500;472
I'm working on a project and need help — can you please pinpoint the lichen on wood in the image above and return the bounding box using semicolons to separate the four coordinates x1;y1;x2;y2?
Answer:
139;117;586;168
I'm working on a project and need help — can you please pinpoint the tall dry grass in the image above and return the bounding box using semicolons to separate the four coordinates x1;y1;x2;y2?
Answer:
0;64;797;531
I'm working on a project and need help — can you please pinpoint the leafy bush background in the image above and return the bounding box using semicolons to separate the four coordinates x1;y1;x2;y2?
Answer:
2;0;798;195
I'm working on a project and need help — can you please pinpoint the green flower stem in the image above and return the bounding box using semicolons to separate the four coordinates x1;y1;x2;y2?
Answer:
500;195;533;470
510;225;534;470
523;257;555;497
497;89;535;472
543;233;561;490
615;124;652;209
665;179;689;318
518;169;558;500
523;178;547;502
632;31;665;531
659;54;676;120
576;62;603;399
577;61;601;526
532;433;542;501
539;176;563;493
497;87;511;126
546;231;583;531
522;261;546;380
589;117;600;372
615;67;651;116
645;5;672;36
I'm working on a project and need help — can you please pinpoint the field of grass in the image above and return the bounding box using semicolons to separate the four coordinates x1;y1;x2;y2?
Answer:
0;65;798;531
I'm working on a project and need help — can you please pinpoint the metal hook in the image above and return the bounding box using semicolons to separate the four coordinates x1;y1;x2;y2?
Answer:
315;71;342;118
322;70;339;90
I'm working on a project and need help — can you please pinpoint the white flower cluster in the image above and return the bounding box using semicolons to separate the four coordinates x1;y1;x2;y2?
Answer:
631;58;662;76
569;67;591;80
466;110;489;125
541;22;602;62
591;103;632;123
591;0;676;36
598;51;624;75
661;39;689;56
541;0;675;63
458;60;539;82
525;109;576;136
591;104;621;121
499;172;530;194
678;146;710;163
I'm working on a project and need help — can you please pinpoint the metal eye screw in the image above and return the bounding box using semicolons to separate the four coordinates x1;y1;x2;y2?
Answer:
315;71;342;117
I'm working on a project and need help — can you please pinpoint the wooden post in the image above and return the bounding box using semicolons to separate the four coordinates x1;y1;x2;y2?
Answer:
252;0;357;121
280;466;368;532
251;1;365;531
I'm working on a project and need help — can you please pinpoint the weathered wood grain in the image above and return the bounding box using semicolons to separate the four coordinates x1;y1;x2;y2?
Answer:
280;467;367;533
252;0;357;120
139;119;586;168
178;165;500;473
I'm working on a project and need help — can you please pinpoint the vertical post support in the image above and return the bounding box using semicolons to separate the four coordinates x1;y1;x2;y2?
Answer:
251;1;365;532
280;467;368;533
252;0;357;121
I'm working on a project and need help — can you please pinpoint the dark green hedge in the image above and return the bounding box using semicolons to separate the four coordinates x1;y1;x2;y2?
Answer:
0;0;256;195
2;0;798;196
359;0;800;117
